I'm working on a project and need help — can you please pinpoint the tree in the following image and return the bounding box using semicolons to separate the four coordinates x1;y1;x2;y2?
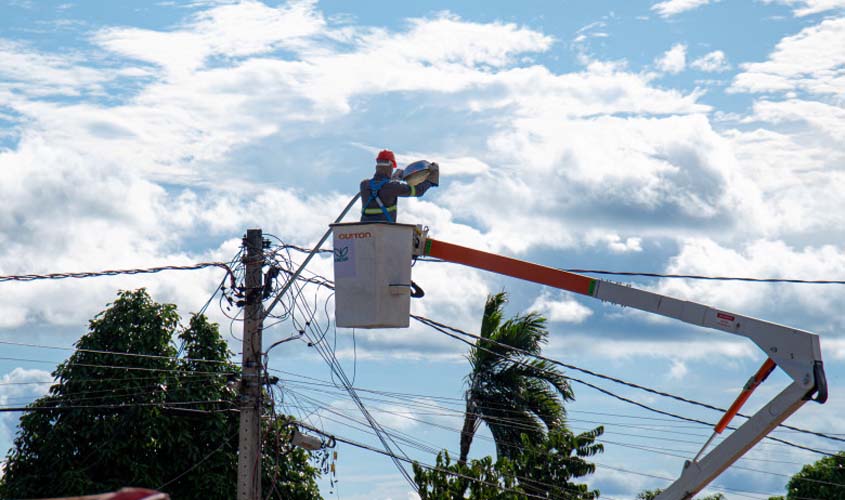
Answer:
770;451;845;500
0;289;320;500
414;426;603;499
459;292;574;464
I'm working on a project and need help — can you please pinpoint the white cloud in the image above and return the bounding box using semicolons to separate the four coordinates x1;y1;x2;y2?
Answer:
791;0;845;15
0;40;112;97
322;398;420;432
731;17;845;95
669;359;688;379
746;98;845;142
0;368;52;406
825;337;845;359
94;0;326;75
0;368;52;445
691;50;730;72
656;43;688;74
655;238;845;333
549;335;757;361
586;233;644;253
528;291;593;324
724;123;845;239
651;0;713;18
761;0;845;16
0;0;841;364
453;112;764;254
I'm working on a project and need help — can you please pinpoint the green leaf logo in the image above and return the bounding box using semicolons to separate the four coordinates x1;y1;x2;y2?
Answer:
334;246;349;262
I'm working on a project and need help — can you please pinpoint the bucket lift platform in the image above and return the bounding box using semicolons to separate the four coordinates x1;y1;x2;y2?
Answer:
331;222;419;328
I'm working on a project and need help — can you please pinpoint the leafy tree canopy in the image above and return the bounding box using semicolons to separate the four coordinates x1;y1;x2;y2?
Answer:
415;426;604;499
768;451;845;500
0;289;320;500
459;292;574;464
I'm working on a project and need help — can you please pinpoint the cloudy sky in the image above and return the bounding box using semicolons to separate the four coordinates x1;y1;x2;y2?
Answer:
1;0;844;498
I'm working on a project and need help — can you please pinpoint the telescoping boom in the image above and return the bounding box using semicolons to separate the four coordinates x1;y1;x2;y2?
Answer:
329;222;827;500
420;236;827;500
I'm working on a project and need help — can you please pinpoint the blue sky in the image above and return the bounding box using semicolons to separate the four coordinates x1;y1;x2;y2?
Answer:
1;0;845;498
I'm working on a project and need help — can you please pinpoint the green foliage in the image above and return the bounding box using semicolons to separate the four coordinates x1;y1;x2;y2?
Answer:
460;292;575;463
637;489;726;499
414;426;603;499
0;289;320;500
784;451;845;499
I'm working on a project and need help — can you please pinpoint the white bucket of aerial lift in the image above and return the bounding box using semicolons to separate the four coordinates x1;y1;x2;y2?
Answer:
331;222;416;328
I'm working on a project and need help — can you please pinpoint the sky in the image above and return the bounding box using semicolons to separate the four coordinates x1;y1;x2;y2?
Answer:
1;0;844;498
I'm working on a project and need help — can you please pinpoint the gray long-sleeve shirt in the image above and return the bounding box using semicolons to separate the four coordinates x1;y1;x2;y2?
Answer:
359;173;435;222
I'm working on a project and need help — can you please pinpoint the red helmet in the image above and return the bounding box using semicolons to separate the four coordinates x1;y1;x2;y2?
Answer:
376;149;397;169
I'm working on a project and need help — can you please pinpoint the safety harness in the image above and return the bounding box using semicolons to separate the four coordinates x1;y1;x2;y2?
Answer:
362;178;396;223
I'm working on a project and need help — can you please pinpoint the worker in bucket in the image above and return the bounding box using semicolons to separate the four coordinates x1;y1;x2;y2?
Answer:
360;149;439;223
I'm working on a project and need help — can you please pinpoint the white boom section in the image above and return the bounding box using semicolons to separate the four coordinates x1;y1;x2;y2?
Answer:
594;281;823;392
655;382;810;500
421;237;827;500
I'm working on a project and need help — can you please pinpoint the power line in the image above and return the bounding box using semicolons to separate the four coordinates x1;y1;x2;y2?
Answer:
0;377;228;406
255;258;844;447
324;428;607;500
412;315;837;458
282;276;419;490
412;315;845;448
0;355;237;377
282;376;844;470
414;257;845;285
279;376;842;460
0;338;236;365
0;261;236;286
281;243;845;284
157;430;237;491
282;385;845;498
0;399;235;412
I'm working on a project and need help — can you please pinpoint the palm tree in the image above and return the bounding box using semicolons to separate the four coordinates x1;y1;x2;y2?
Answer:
458;291;574;465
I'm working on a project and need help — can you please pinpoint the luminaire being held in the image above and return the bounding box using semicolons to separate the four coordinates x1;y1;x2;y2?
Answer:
401;160;431;186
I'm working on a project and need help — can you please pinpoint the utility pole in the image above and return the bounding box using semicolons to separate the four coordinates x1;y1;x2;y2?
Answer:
238;228;264;500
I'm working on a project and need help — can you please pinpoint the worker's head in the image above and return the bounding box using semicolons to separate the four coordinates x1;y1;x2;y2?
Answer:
375;149;397;176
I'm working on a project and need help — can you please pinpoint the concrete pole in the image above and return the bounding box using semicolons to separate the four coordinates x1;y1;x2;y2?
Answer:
238;228;264;500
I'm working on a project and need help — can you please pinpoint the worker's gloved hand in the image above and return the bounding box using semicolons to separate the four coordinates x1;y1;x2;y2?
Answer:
392;168;404;180
428;162;440;186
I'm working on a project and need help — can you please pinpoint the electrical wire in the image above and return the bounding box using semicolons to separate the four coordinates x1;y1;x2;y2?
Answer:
258;233;421;492
252;258;844;447
157;430;237;491
412;315;837;458
287;278;419;490
282;378;845;487
0;262;236;285
0;338;236;365
411;256;845;285
412;315;845;449
259;234;844;497
322;426;608;500
0;399;235;412
0;355;237;377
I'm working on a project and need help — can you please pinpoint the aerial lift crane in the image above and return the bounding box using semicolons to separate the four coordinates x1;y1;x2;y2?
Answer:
329;220;828;500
